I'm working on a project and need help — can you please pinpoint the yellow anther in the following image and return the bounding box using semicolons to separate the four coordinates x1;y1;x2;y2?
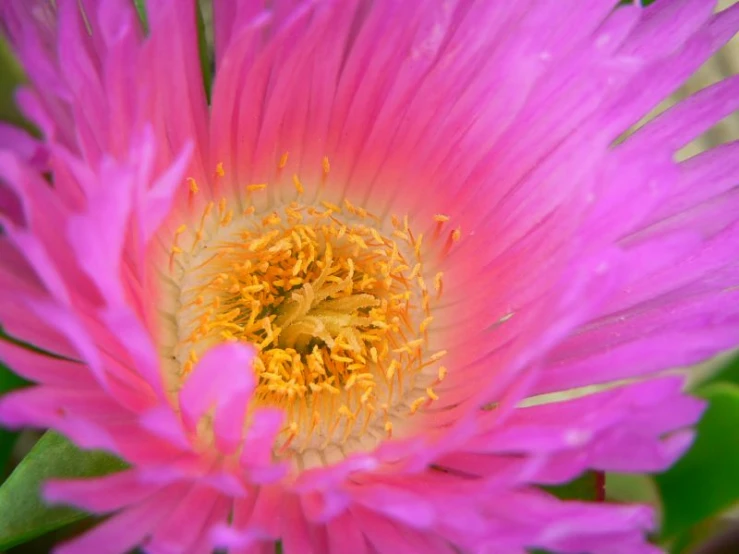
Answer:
426;387;438;401
392;230;409;241
370;347;379;363
187;178;199;194
322;156;331;175
247;183;267;192
405;338;424;350
434;272;444;297
321;200;341;213
293;174;304;195
414;234;424;257
279;152;289;168
176;224;187;234
433;214;449;222
215;162;225;177
452;227;462;242
386;360;398;381
429;350;448;363
437;366;447;382
409;397;426;415
419;316;433;334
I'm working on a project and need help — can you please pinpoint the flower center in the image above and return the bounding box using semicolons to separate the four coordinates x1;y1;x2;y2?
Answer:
159;163;455;464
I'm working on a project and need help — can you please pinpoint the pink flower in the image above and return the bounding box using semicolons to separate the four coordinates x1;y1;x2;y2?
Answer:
0;0;737;552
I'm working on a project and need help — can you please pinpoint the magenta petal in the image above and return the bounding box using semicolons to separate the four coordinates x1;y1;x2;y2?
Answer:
326;512;368;554
353;506;456;554
0;340;92;386
147;484;223;553
280;495;315;554
352;484;436;529
44;470;158;513
239;407;284;468
179;342;256;454
53;484;187;554
139;406;191;450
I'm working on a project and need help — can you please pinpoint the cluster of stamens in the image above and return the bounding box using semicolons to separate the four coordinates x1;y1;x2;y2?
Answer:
163;158;460;457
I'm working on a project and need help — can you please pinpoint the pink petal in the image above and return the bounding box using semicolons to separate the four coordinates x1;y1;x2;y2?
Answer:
179;342;256;454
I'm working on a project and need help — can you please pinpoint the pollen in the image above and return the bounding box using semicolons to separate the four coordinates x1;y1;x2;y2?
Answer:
165;167;449;461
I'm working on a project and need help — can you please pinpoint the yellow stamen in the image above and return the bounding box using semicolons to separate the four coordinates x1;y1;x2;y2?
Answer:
293;174;304;195
168;178;445;458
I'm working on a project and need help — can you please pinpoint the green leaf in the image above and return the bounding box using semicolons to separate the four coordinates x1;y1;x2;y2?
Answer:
605;473;661;507
0;36;27;127
0;363;27;395
655;383;739;540
0;363;27;473
697;353;739;390
133;0;149;34
0;431;128;550
542;471;601;501
196;0;213;102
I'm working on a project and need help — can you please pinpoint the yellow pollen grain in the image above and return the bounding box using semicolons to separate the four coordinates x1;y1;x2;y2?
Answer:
409;396;426;415
293;174;304;195
321;200;342;213
428;350;447;363
434;272;444;298
419;316;433;334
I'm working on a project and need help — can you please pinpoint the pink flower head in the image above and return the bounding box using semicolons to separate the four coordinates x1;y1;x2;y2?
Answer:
1;1;737;552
